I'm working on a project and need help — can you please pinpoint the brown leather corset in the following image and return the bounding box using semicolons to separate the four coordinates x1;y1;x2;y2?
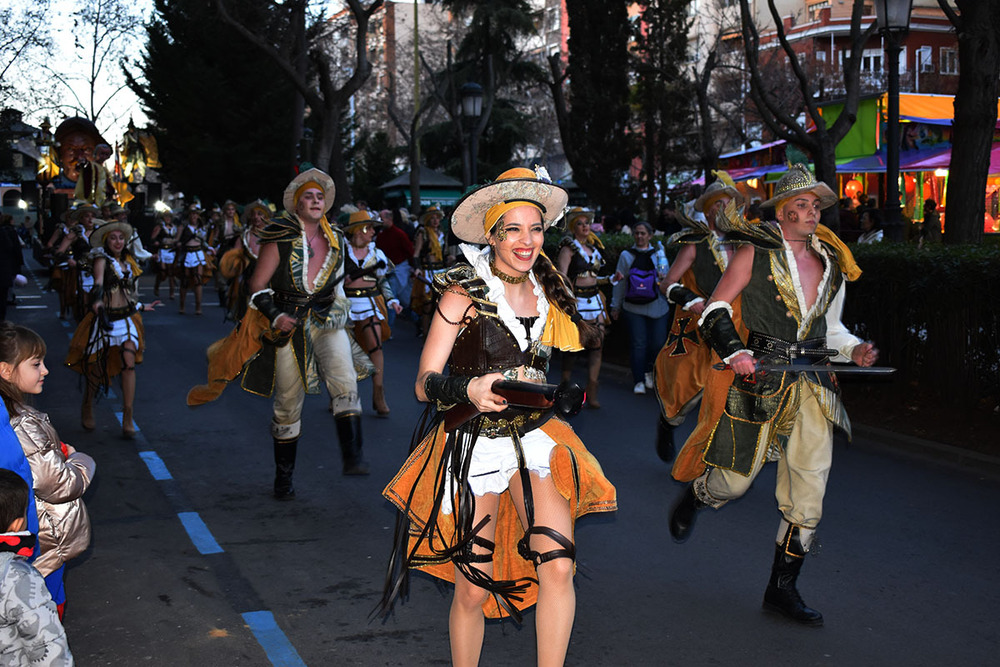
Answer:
450;312;552;437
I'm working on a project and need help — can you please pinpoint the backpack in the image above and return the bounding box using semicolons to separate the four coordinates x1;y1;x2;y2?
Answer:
624;248;657;304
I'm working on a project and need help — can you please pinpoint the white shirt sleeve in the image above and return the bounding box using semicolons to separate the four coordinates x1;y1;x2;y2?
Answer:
825;280;863;362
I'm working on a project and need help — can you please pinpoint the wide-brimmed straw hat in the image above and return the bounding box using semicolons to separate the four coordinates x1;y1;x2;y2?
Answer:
451;166;568;244
419;205;444;225
89;220;133;249
243;199;272;222
65;202;99;222
283;167;336;214
341;209;381;235
761;163;837;210
695;170;741;212
565;207;595;228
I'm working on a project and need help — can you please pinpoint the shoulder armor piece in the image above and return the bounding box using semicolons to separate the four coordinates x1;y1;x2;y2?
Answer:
257;213;300;243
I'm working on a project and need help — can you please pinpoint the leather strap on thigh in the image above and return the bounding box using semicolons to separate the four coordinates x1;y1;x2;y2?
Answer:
517;526;576;566
453;535;496;565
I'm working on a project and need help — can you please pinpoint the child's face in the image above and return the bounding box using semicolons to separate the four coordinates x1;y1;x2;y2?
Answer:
9;356;48;395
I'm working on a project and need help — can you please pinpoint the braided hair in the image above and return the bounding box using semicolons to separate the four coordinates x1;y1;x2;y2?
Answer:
531;253;604;349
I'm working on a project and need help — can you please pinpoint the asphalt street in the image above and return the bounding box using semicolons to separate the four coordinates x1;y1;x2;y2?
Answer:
7;256;1000;666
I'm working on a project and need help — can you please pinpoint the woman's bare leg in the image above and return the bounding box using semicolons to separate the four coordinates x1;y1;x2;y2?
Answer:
450;492;499;667
508;472;576;667
120;341;137;437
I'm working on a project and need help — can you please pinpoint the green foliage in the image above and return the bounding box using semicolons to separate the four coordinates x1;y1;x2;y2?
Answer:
630;0;696;215
428;0;542;179
128;0;296;204
843;242;1000;404
564;0;634;211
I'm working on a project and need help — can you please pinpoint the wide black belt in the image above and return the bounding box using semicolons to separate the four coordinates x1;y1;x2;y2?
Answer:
273;289;337;312
747;331;832;363
574;285;600;298
106;305;134;321
345;285;379;298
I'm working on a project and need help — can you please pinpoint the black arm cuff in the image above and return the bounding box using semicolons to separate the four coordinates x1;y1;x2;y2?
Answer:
667;284;699;307
251;290;283;324
423;373;472;406
88;284;104;306
699;307;745;361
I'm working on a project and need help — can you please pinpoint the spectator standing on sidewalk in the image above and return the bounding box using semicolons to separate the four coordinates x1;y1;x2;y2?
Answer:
611;221;671;394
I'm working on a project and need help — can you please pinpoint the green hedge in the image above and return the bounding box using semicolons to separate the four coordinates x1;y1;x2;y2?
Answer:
843;243;1000;404
545;233;1000;402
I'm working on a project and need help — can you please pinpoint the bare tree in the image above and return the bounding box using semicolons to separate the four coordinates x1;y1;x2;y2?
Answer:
686;3;751;179
739;0;876;191
0;0;52;102
216;0;384;208
16;0;146;131
937;0;1000;244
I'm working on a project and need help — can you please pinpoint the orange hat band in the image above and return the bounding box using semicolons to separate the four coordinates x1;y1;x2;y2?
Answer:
294;181;324;207
484;199;544;236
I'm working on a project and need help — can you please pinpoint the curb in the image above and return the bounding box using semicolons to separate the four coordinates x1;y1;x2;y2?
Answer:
851;422;1000;479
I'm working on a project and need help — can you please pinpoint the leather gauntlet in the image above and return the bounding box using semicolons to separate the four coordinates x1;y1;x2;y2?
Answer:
251;289;283;324
667;284;699;307
699;306;745;361
423;373;473;408
88;284;104;307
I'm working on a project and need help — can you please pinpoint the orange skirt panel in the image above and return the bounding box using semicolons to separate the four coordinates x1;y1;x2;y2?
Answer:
670;297;746;482
383;418;617;619
64;311;146;378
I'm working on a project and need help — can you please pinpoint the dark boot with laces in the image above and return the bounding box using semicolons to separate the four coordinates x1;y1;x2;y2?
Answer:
762;525;823;626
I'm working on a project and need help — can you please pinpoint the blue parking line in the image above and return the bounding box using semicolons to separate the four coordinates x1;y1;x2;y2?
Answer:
138;451;172;480
177;512;224;555
242;611;307;667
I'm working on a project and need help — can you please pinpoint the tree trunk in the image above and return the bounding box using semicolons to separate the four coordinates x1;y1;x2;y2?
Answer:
944;0;1000;244
409;139;421;214
812;138;841;233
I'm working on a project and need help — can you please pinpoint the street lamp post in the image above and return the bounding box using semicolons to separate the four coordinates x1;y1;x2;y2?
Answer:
460;82;484;187
876;0;913;242
34;117;56;240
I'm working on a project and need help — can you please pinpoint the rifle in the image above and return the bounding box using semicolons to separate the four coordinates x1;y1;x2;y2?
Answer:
442;380;585;432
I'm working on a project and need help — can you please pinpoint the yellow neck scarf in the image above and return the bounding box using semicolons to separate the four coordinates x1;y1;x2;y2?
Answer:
815;224;862;282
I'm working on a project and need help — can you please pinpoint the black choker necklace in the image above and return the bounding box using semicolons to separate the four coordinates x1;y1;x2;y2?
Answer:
489;257;529;284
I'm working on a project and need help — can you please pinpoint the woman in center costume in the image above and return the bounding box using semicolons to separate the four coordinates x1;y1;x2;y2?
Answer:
342;210;402;416
218;199;271;322
556;208;612;407
65;220;161;437
380;168;617;667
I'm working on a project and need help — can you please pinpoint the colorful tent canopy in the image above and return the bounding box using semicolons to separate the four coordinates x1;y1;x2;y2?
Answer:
880;93;1000;128
836;146;951;173
906;143;1000;174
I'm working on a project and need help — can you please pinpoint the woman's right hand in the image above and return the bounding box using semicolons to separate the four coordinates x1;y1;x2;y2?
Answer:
467;372;507;414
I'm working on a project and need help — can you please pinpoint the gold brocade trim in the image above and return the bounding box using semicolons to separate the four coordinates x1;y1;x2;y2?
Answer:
769;251;802;329
707;234;728;274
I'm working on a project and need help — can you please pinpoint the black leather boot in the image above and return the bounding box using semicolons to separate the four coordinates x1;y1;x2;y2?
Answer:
335;414;370;476
656;416;676;463
669;484;706;543
762;525;823;626
273;437;298;500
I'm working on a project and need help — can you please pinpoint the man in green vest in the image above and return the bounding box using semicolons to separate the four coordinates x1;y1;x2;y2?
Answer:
668;164;878;626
